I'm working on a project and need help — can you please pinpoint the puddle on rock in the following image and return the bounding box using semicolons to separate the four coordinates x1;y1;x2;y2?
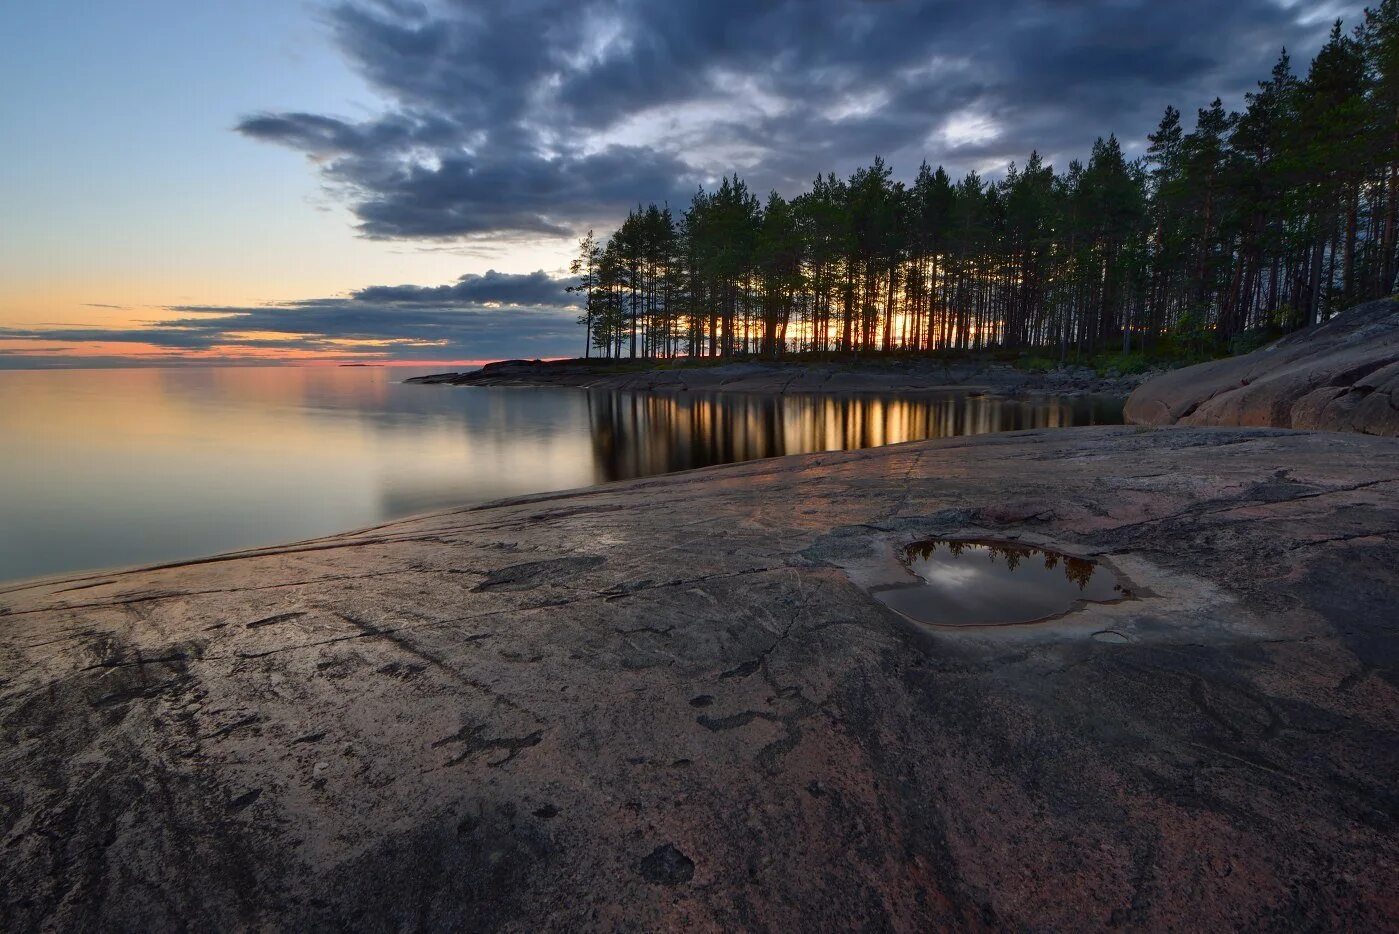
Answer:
874;539;1127;627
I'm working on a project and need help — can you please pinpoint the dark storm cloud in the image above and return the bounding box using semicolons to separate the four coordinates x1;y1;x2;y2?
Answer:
238;0;1362;239
351;268;572;305
348;146;695;238
0;326;227;349
0;270;583;363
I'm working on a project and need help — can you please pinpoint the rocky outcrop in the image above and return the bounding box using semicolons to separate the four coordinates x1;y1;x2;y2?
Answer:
408;357;1146;397
1126;297;1399;435
2;427;1397;930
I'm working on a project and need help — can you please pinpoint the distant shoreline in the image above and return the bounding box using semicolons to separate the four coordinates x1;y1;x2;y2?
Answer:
404;355;1150;398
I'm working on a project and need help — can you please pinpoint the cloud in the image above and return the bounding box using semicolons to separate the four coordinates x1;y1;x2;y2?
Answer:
0;270;584;365
350;268;574;306
237;0;1365;241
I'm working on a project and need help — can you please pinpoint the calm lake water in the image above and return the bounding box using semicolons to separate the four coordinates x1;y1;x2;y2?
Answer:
0;367;1122;583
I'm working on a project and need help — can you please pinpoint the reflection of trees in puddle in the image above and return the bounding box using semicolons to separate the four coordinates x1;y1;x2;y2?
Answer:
588;392;1123;482
883;538;1126;626
911;539;1099;590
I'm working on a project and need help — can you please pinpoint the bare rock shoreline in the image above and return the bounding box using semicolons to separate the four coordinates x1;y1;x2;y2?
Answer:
407;357;1148;398
1126;296;1399;436
2;426;1397;930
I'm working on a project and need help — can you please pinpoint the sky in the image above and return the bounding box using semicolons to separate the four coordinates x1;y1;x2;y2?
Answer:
0;0;1366;368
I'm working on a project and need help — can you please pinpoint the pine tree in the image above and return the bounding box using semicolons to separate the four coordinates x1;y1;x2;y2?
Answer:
568;230;600;358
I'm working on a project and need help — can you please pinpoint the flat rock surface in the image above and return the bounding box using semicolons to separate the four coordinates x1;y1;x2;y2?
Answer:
2;427;1397;930
1126;297;1399;435
409;357;1145;397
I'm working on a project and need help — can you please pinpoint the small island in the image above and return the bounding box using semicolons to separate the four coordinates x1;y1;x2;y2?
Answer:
409;296;1399;436
406;353;1150;397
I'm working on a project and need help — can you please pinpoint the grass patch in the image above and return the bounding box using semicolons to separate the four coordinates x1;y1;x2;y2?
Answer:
1089;352;1156;377
1015;355;1056;374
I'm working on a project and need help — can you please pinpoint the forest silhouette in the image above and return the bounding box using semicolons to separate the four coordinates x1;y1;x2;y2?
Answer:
570;7;1399;364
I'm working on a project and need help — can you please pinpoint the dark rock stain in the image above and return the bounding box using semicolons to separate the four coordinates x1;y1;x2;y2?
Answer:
246;611;306;629
472;556;605;593
431;723;544;768
637;844;695;885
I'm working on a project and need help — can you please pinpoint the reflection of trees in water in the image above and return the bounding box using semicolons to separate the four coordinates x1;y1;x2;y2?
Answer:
908;539;1102;591
588;392;1120;482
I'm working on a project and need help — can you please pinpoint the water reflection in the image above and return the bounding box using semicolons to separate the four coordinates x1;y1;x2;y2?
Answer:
588;391;1122;481
0;368;1121;583
876;538;1126;627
